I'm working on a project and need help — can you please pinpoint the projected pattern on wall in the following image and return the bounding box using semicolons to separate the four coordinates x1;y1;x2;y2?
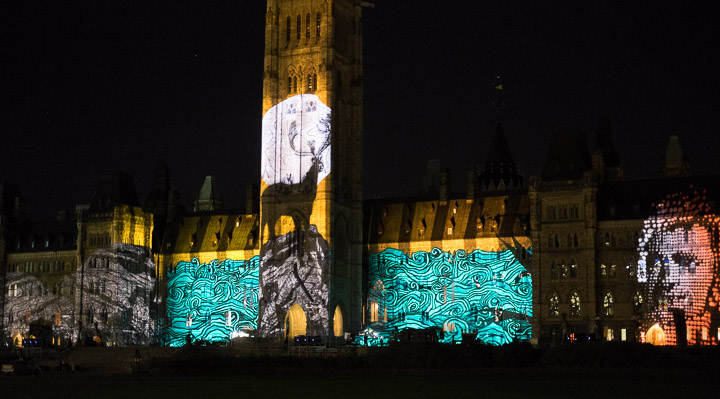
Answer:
3;244;156;347
637;189;720;346
259;93;332;337
164;257;259;347
261;94;331;187
365;248;532;346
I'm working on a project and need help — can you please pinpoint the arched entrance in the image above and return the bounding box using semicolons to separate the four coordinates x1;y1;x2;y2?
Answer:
646;323;666;345
285;304;307;339
333;305;343;337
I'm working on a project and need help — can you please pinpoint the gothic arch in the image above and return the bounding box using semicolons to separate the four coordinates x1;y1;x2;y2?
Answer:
285;303;307;339
332;304;344;337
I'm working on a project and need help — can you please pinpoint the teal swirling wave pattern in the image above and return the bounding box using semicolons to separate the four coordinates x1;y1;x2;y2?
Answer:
366;248;532;346
163;257;260;347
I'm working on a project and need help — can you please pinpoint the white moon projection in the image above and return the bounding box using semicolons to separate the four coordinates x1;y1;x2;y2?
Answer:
261;94;331;187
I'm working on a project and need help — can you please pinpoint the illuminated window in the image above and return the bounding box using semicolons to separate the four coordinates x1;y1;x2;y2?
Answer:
316;12;322;37
600;264;607;278
621;328;627;341
605;328;614;341
603;292;614;316
633;291;643;314
560;260;568;278
549;293;559;317
604;233;610;246
296;15;301;40
609;264;616;278
550;261;558;279
570;292;581;316
305;13;310;39
286;16;291;43
570;260;577;278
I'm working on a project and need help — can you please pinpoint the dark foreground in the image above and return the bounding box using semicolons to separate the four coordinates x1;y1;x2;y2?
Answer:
3;343;720;398
3;367;719;399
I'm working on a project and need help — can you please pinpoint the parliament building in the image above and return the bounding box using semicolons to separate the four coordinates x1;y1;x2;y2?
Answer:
2;0;719;348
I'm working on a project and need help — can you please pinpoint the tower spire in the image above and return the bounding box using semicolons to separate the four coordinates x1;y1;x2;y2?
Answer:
492;75;504;123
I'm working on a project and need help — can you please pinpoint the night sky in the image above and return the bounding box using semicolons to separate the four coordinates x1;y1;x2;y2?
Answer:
3;1;719;220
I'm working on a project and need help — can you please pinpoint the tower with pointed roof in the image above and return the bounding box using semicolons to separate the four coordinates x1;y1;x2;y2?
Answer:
259;0;364;338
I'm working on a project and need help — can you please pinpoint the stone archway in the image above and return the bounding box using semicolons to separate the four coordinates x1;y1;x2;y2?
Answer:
285;303;307;339
333;305;343;337
646;323;666;345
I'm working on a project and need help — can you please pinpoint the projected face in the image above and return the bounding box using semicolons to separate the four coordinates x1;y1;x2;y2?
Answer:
261;94;331;187
637;191;720;345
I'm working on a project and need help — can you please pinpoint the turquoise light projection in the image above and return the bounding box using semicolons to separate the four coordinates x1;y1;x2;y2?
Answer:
164;257;260;347
363;248;532;346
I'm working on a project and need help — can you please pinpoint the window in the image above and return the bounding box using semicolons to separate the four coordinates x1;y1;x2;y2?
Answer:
550;261;558;279
296;15;301;40
604;233;610;247
609;264;617;278
600;264;607;278
570;260;577;278
573;233;579;247
286;16;291;43
316;12;321;37
570;292;581;316
621;328;627;341
603;292;614;316
549;293;559;317
560;261;568;278
288;77;293;93
306;13;311;39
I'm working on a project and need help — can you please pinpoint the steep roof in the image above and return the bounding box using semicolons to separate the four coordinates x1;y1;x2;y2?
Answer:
479;123;524;191
541;127;591;181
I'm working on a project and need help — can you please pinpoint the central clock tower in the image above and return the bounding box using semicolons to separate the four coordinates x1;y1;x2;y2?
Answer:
258;0;364;339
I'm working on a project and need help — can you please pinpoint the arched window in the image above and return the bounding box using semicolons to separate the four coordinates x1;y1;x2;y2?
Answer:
549;292;559;317
288;76;293;93
560;260;568;278
570;260;577;278
554;234;559;248
570;292;581;316
567;234;573;247
306;13;311;39
550;261;558;279
548;234;553;248
293;76;298;93
600;264;607;278
603;292;614;316
573;233;579;247
296;15;301;40
286;16;291;43
316;12;321;37
632;291;643;314
609;263;617;278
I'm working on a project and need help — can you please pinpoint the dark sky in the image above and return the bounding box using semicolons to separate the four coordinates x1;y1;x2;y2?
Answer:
3;1;719;220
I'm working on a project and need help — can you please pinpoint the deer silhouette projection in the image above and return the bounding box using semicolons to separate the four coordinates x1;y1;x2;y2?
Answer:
261;155;321;241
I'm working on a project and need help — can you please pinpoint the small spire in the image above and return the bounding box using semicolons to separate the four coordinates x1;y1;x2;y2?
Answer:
492;75;504;123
